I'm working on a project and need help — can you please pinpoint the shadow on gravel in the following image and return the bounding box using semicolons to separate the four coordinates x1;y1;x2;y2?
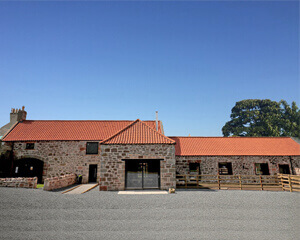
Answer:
49;184;80;193
176;188;217;192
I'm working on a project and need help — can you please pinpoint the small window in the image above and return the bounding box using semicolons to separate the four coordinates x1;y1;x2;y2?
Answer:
218;162;232;175
189;163;200;174
279;164;290;174
255;163;270;175
25;143;35;150
86;142;98;154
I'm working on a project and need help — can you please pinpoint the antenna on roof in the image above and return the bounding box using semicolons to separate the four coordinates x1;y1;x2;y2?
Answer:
155;111;158;131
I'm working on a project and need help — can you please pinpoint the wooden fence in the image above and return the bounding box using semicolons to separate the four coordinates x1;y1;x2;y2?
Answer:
176;174;283;191
277;174;300;192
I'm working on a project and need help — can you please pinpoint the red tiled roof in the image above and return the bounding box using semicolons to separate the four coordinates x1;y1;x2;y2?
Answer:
170;137;300;156
2;120;163;141
101;119;175;145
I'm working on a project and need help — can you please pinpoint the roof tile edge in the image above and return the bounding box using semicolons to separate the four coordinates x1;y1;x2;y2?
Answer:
100;119;175;145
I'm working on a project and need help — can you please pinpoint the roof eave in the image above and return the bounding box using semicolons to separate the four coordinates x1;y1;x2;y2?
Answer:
176;154;300;156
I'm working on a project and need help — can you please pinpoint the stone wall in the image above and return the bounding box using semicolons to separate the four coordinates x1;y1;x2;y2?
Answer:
43;173;76;191
11;141;101;183
291;157;300;175
0;177;37;188
0;141;12;154
99;144;176;191
7;139;299;188
176;155;300;175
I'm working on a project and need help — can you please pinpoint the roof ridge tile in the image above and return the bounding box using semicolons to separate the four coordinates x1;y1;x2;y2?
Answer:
2;120;162;141
101;119;175;145
170;137;300;156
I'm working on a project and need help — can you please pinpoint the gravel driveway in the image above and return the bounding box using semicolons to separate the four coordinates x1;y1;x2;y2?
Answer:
0;187;299;240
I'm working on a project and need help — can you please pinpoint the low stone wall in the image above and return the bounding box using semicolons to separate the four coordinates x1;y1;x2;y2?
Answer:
43;173;76;191
0;177;37;188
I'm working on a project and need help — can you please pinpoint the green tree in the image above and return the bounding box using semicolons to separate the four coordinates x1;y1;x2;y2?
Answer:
279;100;300;137
222;99;300;137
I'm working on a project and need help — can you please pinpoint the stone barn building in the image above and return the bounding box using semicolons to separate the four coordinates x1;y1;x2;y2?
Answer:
170;137;300;176
1;108;300;190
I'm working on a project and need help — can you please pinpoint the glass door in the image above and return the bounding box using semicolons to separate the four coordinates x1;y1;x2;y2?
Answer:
125;160;143;189
143;160;160;189
125;160;160;189
88;164;97;182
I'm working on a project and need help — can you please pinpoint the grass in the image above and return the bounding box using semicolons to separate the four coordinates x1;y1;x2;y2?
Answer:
36;184;44;189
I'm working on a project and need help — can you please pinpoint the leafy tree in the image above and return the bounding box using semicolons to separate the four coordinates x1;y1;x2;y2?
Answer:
279;100;300;137
222;99;300;137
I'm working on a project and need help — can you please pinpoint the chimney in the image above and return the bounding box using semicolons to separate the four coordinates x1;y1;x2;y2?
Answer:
155;111;158;131
10;106;27;123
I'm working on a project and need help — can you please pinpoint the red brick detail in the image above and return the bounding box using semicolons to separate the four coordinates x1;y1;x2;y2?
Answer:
100;186;107;191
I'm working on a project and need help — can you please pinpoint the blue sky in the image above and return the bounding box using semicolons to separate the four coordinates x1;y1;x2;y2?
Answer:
0;1;299;136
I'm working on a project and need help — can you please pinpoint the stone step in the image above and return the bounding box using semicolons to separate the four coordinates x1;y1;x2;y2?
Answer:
118;190;168;195
63;184;98;194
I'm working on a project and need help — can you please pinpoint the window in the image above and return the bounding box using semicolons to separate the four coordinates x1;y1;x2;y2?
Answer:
25;143;35;150
86;142;98;154
255;163;270;175
279;164;290;174
189;163;200;174
218;162;233;175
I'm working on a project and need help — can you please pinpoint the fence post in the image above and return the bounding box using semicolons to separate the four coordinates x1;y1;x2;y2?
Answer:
185;175;187;189
288;175;293;192
196;175;199;188
259;176;263;191
278;174;284;191
280;175;284;191
217;174;220;190
239;175;242;190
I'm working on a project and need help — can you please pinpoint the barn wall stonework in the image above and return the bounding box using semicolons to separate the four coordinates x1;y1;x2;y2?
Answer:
12;141;101;183
0;142;12;154
99;144;176;191
176;155;300;175
6;140;300;188
291;157;300;175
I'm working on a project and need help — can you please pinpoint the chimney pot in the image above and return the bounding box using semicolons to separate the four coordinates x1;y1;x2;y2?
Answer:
9;106;27;123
